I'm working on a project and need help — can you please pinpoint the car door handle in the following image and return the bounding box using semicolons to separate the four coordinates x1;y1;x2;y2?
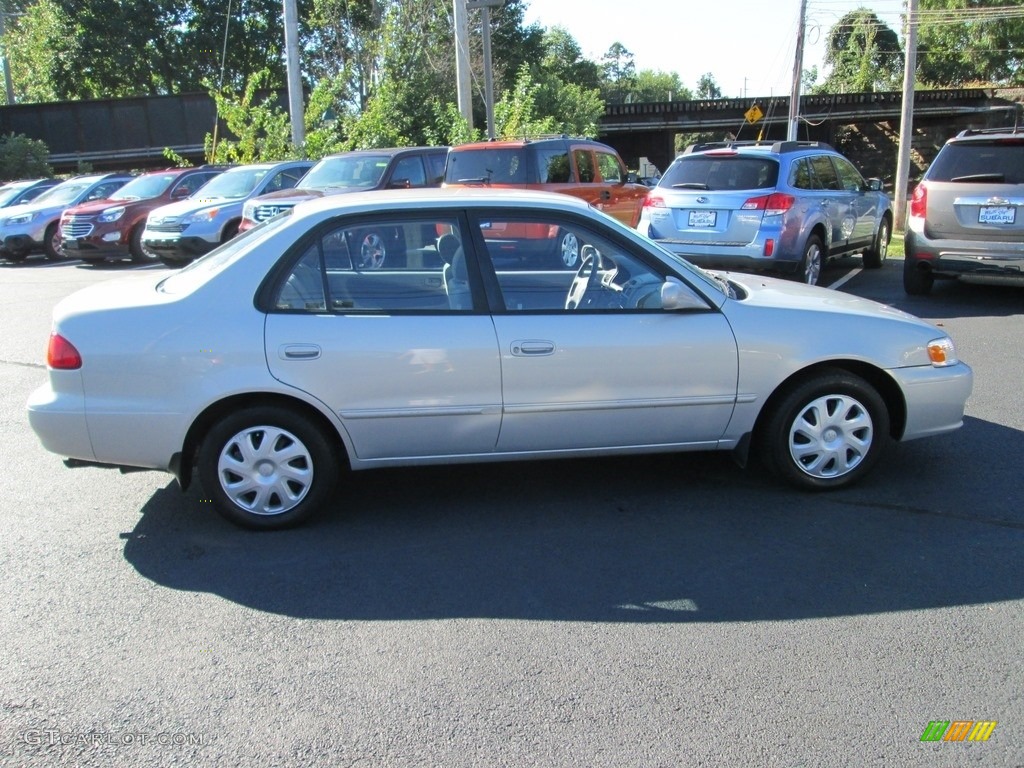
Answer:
511;340;555;356
280;344;322;360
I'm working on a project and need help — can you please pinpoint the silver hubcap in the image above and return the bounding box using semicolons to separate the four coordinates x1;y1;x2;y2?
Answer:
804;243;821;285
359;233;386;269
560;232;580;268
788;394;873;479
217;426;313;515
878;225;889;260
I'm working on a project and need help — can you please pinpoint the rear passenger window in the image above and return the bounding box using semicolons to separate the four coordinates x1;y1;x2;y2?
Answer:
574;150;596;183
809;155;841;190
273;218;471;313
391;156;426;187
790;158;814;190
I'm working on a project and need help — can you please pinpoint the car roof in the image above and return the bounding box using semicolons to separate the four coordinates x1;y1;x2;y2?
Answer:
294;185;594;219
452;137;605;150
681;140;836;157
949;126;1024;142
321;147;447;159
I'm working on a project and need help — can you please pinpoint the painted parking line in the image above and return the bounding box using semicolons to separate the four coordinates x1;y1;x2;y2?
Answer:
826;267;863;291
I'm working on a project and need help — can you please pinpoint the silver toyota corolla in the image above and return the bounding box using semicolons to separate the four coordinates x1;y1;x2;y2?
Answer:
28;188;973;529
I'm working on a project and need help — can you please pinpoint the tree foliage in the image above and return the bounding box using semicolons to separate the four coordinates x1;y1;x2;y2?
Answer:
0;132;52;178
823;7;902;92
917;0;1024;86
696;73;722;100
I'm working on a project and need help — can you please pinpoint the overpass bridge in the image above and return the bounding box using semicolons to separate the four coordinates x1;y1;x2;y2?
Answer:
0;88;1018;180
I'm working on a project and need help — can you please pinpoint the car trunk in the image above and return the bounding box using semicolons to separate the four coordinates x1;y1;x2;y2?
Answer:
924;181;1024;242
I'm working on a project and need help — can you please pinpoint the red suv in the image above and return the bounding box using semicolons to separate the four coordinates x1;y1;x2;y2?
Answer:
59;166;225;263
443;137;649;267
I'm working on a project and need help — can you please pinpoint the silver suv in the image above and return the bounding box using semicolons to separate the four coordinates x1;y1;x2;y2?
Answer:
637;140;892;285
904;126;1024;295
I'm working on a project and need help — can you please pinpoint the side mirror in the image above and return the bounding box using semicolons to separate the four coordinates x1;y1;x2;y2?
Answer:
171;186;191;199
661;277;709;311
865;178;883;192
387;178;412;189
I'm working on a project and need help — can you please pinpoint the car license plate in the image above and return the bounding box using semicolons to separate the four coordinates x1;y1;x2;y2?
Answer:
979;206;1015;225
63;240;79;249
688;210;717;228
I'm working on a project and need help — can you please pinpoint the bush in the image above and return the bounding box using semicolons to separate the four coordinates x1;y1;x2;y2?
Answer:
0;132;52;180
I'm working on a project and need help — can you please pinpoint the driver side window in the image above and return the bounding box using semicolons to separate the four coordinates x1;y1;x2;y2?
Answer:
472;215;667;312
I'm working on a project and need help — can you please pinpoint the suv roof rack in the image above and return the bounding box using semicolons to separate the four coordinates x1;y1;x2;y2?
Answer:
955;126;1024;138
684;140;834;155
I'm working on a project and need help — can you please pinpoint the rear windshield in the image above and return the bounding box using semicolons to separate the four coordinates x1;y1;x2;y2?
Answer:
661;156;778;191
927;139;1024;184
445;148;533;184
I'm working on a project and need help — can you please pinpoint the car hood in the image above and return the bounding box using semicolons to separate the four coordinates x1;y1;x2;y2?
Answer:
149;197;242;219
722;271;920;322
249;189;326;205
64;197;157;216
2;199;70;218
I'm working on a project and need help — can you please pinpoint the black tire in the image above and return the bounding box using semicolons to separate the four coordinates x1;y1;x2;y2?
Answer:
903;255;934;296
129;224;154;263
159;255;190;269
862;218;890;269
798;234;823;285
221;221;240;243
198;406;337;530
43;223;63;261
757;369;890;491
2;251;28;263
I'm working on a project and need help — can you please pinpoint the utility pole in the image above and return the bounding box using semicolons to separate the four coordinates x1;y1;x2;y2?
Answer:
283;0;305;149
454;0;472;129
467;0;503;139
0;0;17;105
894;0;919;232
787;0;807;141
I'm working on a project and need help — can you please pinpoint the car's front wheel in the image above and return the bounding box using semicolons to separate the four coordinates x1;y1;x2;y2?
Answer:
862;218;890;269
129;224;156;263
799;235;823;285
198;406;338;529
555;229;580;269
43;223;63;261
758;369;890;490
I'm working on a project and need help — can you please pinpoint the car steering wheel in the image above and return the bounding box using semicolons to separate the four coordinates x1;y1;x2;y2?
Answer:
565;245;603;310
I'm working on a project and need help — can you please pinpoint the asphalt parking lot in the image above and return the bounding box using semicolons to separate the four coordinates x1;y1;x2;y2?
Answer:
1;254;1022;767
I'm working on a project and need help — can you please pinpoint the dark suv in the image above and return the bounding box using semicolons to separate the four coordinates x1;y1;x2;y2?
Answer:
904;126;1024;295
239;147;448;232
638;140;892;285
59;166;225;263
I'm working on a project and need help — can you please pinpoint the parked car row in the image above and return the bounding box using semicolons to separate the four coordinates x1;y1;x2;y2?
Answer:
5;127;1019;295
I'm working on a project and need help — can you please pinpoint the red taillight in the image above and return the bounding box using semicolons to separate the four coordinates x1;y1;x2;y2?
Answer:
47;333;82;370
909;183;928;219
742;193;795;215
643;194;665;209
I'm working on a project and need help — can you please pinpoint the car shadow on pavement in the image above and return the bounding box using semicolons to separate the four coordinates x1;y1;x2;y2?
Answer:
122;415;1024;624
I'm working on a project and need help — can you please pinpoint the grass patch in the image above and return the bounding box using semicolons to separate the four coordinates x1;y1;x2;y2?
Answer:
888;231;905;260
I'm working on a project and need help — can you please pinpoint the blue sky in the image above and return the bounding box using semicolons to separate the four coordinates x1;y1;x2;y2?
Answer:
521;0;907;98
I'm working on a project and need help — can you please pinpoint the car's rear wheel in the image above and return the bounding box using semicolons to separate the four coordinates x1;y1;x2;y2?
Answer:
799;235;823;285
862;218;890;269
356;229;387;269
2;251;27;263
903;256;934;296
758;369;890;490
43;223;63;261
159;255;189;269
198;406;337;529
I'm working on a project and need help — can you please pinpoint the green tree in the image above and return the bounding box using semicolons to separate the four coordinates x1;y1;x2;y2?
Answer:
823;8;902;92
205;70;293;164
599;42;636;104
917;0;1024;86
696;72;722;99
627;70;690;103
4;0;73;103
0;133;52;178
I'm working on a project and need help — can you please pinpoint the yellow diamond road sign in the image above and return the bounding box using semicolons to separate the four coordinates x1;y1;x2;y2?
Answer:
745;104;763;124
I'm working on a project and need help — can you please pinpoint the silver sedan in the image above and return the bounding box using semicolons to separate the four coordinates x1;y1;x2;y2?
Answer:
28;188;973;529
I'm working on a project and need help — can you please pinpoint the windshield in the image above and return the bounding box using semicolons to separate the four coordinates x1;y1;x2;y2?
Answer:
193;168;269;199
0;182;32;206
158;211;293;295
298;155;389;190
32;182;91;206
111;173;177;201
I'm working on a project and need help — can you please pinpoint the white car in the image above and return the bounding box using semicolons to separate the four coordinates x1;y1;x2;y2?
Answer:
28;188;973;529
